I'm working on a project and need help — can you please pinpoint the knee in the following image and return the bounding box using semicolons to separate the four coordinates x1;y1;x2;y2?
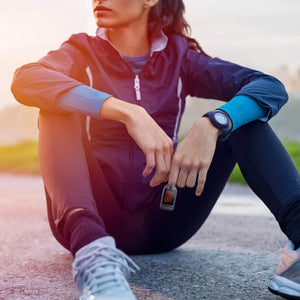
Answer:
38;110;87;145
38;110;82;130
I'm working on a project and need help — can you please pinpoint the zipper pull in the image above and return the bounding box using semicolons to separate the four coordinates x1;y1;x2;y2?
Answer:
134;75;141;101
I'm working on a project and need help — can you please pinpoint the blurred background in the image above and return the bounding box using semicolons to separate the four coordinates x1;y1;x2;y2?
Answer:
0;0;300;144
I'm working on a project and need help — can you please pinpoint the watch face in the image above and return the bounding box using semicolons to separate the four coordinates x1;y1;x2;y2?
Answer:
215;112;228;125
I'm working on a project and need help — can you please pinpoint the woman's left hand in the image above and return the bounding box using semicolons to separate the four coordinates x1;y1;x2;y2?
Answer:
168;117;220;196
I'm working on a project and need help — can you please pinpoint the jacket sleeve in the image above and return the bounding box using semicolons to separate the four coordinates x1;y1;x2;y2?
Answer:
11;35;88;112
182;49;288;120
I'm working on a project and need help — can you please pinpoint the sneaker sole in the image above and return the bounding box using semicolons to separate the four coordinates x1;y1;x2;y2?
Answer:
269;275;300;299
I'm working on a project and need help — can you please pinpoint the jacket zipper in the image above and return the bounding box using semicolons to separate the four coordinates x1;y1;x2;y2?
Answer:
134;75;141;101
125;74;141;209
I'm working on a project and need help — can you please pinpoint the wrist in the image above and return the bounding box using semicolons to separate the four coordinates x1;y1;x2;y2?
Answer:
202;110;232;136
195;117;221;137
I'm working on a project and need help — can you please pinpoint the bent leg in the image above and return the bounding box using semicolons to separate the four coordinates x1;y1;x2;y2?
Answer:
103;139;236;254
38;110;109;255
108;121;300;254
229;121;300;246
140;140;236;254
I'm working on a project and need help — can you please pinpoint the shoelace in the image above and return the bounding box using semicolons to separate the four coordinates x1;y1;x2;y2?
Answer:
73;244;140;295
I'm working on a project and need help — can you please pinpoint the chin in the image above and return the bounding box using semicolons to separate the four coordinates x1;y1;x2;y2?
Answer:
95;19;110;27
95;17;129;30
96;21;119;29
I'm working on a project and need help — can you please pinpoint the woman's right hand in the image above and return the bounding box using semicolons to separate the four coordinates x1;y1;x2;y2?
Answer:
100;97;174;187
125;106;174;187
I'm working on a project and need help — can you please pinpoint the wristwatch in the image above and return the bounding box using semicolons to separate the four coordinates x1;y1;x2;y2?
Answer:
202;110;231;136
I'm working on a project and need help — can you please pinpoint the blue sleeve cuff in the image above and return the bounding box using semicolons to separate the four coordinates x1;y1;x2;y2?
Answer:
218;95;269;132
57;85;112;119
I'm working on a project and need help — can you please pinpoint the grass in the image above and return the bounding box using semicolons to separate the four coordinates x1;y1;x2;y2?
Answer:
0;140;299;184
0;140;39;174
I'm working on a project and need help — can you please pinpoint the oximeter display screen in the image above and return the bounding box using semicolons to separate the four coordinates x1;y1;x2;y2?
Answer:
160;184;177;211
162;189;176;205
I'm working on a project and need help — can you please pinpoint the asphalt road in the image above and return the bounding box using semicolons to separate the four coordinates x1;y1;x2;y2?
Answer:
0;174;287;300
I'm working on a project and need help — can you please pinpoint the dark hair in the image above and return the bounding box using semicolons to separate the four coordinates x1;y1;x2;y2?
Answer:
148;0;207;53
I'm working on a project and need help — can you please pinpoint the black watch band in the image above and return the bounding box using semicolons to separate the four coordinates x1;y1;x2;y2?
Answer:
202;110;231;136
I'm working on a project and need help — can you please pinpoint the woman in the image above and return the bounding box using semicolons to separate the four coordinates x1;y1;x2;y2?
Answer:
11;0;300;299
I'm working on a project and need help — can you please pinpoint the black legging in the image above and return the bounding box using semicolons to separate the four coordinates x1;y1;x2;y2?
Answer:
38;110;300;256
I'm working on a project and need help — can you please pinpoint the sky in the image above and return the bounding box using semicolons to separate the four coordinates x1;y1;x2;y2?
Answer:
1;0;300;110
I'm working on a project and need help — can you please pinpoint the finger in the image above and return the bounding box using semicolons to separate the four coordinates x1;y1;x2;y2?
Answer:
150;151;168;187
165;146;173;174
143;152;155;177
195;168;208;196
163;147;172;182
177;168;188;188
162;173;169;183
186;169;198;188
168;160;180;186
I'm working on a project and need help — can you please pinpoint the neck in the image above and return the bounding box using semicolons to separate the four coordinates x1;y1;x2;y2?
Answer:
108;25;150;57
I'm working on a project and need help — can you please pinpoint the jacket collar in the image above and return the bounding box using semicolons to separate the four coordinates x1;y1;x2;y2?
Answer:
96;27;168;56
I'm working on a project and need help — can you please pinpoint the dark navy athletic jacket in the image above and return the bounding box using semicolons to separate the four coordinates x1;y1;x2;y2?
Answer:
11;31;288;210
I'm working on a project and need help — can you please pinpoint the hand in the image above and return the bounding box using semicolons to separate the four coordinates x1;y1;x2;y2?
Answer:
125;106;174;187
99;97;173;187
168;117;220;196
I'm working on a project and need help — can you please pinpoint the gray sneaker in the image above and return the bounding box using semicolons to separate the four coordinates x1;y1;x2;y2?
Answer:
72;237;139;300
268;241;300;299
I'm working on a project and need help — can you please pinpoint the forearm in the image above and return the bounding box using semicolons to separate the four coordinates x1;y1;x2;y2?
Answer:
218;95;268;131
57;85;112;118
11;39;88;112
99;97;143;124
11;63;82;111
185;51;288;120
